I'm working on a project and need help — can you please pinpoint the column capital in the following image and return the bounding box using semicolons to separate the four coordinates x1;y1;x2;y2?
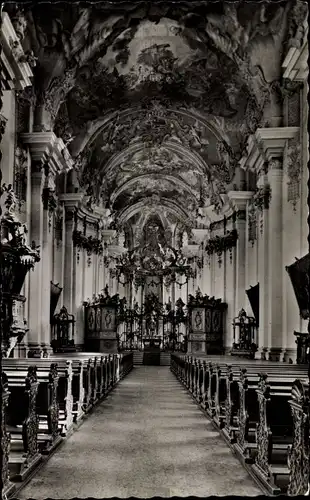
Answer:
20;132;74;175
191;229;209;245
240;127;300;174
227;191;254;211
268;158;283;171
255;127;300;161
58;193;84;212
102;230;117;244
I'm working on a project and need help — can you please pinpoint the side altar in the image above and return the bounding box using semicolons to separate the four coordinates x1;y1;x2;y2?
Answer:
187;289;227;354
83;286;126;353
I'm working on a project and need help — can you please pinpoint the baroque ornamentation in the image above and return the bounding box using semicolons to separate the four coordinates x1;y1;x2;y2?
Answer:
14;144;28;211
205;229;238;266
1;372;12;494
237;370;250;455
10;9;28;41
72;229;103;256
248;202;257;246
22;366;39;462
47;364;59;441
286;137;302;211
255;374;272;478
42;187;57;232
287;379;310;496
253;185;271;212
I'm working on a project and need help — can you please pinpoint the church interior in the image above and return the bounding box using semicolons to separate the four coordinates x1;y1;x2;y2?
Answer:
0;1;309;497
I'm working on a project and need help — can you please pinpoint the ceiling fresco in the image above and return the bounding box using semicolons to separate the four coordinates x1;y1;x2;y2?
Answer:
7;0;308;236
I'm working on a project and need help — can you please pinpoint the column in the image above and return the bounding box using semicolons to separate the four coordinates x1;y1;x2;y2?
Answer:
63;208;76;312
224;243;236;353
40;180;56;353
227;192;253;315
267;158;284;361
257;174;270;358
74;247;84;349
27;162;44;355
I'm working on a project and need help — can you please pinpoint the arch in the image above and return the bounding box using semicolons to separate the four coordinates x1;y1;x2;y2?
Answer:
110;173;198;205
117;197;192;226
72;105;230;160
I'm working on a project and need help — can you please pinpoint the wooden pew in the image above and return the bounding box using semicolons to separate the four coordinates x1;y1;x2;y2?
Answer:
3;358;75;438
234;367;307;466
120;352;133;379
287;379;310;496
170;353;310;496
1;372;16;497
5;366;42;481
251;371;308;495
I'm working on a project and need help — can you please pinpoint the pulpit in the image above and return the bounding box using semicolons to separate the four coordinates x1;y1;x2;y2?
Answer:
187;289;227;354
0;181;40;357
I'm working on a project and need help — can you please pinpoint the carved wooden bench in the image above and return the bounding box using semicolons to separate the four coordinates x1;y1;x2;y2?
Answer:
3;358;75;437
219;362;306;445
251;371;308;495
286;379;310;496
1;372;17;496
119;352;133;379
4;366;42;481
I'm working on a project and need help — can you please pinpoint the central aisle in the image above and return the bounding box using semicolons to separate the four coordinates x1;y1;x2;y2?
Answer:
17;367;262;498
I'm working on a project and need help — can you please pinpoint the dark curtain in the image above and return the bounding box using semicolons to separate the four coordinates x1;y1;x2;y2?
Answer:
246;283;259;327
50;281;63;322
286;253;310;320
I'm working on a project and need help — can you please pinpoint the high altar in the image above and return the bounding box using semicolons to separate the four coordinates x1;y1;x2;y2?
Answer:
84;219;227;354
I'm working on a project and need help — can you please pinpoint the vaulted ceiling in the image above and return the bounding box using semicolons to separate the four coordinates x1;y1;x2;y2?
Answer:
8;0;308;234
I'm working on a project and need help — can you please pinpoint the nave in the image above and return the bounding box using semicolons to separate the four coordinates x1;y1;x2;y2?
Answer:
15;366;261;499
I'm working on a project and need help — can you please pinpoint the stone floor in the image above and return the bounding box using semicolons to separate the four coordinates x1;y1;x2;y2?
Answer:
16;366;262;498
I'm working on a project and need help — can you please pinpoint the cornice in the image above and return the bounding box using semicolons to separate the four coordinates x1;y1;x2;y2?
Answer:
255;127;300;161
20;132;74;175
240;127;300;172
227;191;254;210
58;193;84;211
182;244;200;257
191;228;210;244
102;230;117;243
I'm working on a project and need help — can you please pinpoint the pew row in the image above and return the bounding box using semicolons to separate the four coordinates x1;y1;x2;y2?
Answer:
1;351;133;490
170;353;309;496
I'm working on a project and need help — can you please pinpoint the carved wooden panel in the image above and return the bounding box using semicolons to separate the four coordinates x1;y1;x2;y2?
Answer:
191;307;205;332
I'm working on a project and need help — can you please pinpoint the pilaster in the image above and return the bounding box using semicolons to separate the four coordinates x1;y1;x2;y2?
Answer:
226;192;253;350
59;193;84;319
251;127;299;360
240;127;300;357
267;159;284;360
227;192;253;314
20;132;73;356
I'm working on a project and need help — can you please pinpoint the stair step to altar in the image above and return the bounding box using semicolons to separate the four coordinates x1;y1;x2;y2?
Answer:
160;353;171;366
133;351;144;365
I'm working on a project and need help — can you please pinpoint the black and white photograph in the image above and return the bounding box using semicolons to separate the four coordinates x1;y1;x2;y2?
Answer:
0;0;309;497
